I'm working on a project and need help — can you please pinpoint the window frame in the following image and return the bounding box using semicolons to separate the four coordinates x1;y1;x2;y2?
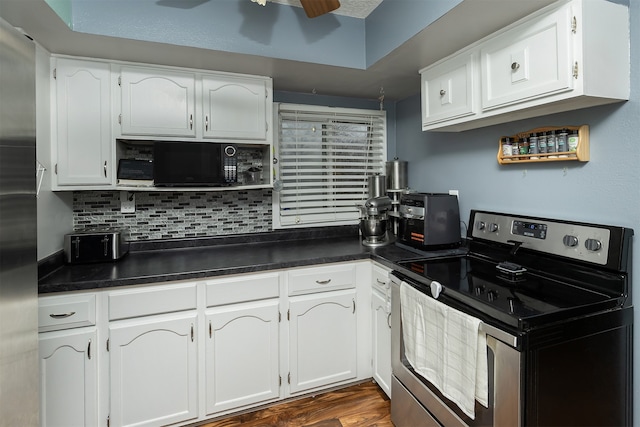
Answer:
272;103;387;230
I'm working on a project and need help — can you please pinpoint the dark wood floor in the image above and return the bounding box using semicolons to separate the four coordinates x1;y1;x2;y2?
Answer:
200;381;393;427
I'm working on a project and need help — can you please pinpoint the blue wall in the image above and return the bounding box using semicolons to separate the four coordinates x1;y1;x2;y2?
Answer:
54;0;462;70
395;0;639;419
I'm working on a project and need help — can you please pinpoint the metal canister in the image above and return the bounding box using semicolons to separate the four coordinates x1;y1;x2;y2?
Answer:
386;158;408;190
368;174;387;198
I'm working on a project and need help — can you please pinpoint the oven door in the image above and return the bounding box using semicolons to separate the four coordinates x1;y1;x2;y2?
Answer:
390;274;522;427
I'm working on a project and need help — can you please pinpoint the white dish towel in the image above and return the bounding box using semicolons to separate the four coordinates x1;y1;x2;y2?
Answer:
400;281;488;419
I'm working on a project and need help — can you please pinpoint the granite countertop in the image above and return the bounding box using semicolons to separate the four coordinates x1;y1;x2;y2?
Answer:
39;227;441;294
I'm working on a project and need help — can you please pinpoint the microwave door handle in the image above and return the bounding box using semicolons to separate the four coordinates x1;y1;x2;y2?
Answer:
102;236;109;256
73;237;80;260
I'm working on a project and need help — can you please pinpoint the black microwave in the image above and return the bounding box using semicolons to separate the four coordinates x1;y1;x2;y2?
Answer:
153;141;237;186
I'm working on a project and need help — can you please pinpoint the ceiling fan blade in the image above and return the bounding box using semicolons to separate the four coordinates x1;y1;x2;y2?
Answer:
299;0;341;18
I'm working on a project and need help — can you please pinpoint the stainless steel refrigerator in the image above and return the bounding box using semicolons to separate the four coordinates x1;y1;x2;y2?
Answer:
0;16;38;427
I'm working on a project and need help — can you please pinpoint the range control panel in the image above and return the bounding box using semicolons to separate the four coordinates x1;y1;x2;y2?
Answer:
470;211;611;266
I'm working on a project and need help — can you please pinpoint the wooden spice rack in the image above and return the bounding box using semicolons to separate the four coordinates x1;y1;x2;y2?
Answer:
497;125;589;165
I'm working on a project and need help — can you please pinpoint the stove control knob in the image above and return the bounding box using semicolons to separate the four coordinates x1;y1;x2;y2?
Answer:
489;223;499;233
585;238;602;252
487;290;498;301
476;221;486;231
563;235;579;247
474;285;485;295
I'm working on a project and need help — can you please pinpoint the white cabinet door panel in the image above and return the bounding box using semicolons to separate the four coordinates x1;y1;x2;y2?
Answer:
421;52;476;126
39;328;97;427
54;59;112;186
202;76;267;140
481;5;572;110
289;289;357;394
372;290;391;397
205;299;280;415
109;312;198;427
120;67;196;137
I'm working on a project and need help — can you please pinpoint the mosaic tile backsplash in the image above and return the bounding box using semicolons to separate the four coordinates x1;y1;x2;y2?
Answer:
73;190;273;240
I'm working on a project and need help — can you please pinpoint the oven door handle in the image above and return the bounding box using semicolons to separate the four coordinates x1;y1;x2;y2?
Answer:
390;273;445;298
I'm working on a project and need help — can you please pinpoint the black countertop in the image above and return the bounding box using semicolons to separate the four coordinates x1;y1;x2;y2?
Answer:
40;227;461;294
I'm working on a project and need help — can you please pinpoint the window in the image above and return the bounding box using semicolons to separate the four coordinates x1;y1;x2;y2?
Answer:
273;103;387;229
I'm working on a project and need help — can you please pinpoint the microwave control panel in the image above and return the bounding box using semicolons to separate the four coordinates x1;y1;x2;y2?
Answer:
223;145;237;183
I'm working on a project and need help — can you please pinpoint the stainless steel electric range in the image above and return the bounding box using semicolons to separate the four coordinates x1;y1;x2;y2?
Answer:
390;210;633;427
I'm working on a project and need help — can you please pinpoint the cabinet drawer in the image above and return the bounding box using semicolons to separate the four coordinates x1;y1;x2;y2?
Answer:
421;52;476;126
480;5;572;110
372;264;391;294
206;272;280;306
109;282;197;320
288;263;355;296
39;293;96;332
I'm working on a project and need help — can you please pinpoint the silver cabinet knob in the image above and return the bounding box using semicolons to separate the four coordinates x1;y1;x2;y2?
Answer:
439;89;446;96
511;62;520;71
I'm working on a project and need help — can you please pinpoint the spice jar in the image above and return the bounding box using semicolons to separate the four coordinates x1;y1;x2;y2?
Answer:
520;136;529;156
501;137;513;160
529;133;539;159
538;132;548;154
511;138;520;160
568;129;579;157
557;128;568;157
546;130;557;158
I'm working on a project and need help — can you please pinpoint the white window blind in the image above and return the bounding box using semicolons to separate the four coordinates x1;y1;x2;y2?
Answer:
273;103;386;228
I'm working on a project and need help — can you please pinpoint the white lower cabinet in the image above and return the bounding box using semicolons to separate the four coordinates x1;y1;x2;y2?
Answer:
288;289;358;394
39;327;98;427
205;299;280;414
38;292;98;427
38;261;374;426
371;263;392;397
108;312;199;427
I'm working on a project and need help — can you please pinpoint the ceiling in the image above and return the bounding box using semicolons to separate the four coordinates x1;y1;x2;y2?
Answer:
0;0;556;101
269;0;383;19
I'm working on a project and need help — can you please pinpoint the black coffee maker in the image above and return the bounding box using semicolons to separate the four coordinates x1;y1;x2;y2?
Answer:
398;193;461;250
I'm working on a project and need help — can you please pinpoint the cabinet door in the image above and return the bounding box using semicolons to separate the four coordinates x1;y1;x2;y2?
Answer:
288;289;357;394
480;5;572;111
120;67;196;137
205;299;280;415
39;328;98;427
109;312;198;427
421;52;476;126
202;75;267;140
54;59;112;187
372;290;391;398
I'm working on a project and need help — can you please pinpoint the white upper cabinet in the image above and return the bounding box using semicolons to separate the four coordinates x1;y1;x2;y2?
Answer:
116;66;272;143
53;58;113;188
480;6;572;111
421;52;477;126
202;75;269;141
420;0;629;132
119;67;197;137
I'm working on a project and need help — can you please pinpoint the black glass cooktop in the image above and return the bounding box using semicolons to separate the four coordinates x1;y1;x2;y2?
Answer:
395;255;620;330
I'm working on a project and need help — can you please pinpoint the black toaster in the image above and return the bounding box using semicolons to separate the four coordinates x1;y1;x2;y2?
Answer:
64;228;129;264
